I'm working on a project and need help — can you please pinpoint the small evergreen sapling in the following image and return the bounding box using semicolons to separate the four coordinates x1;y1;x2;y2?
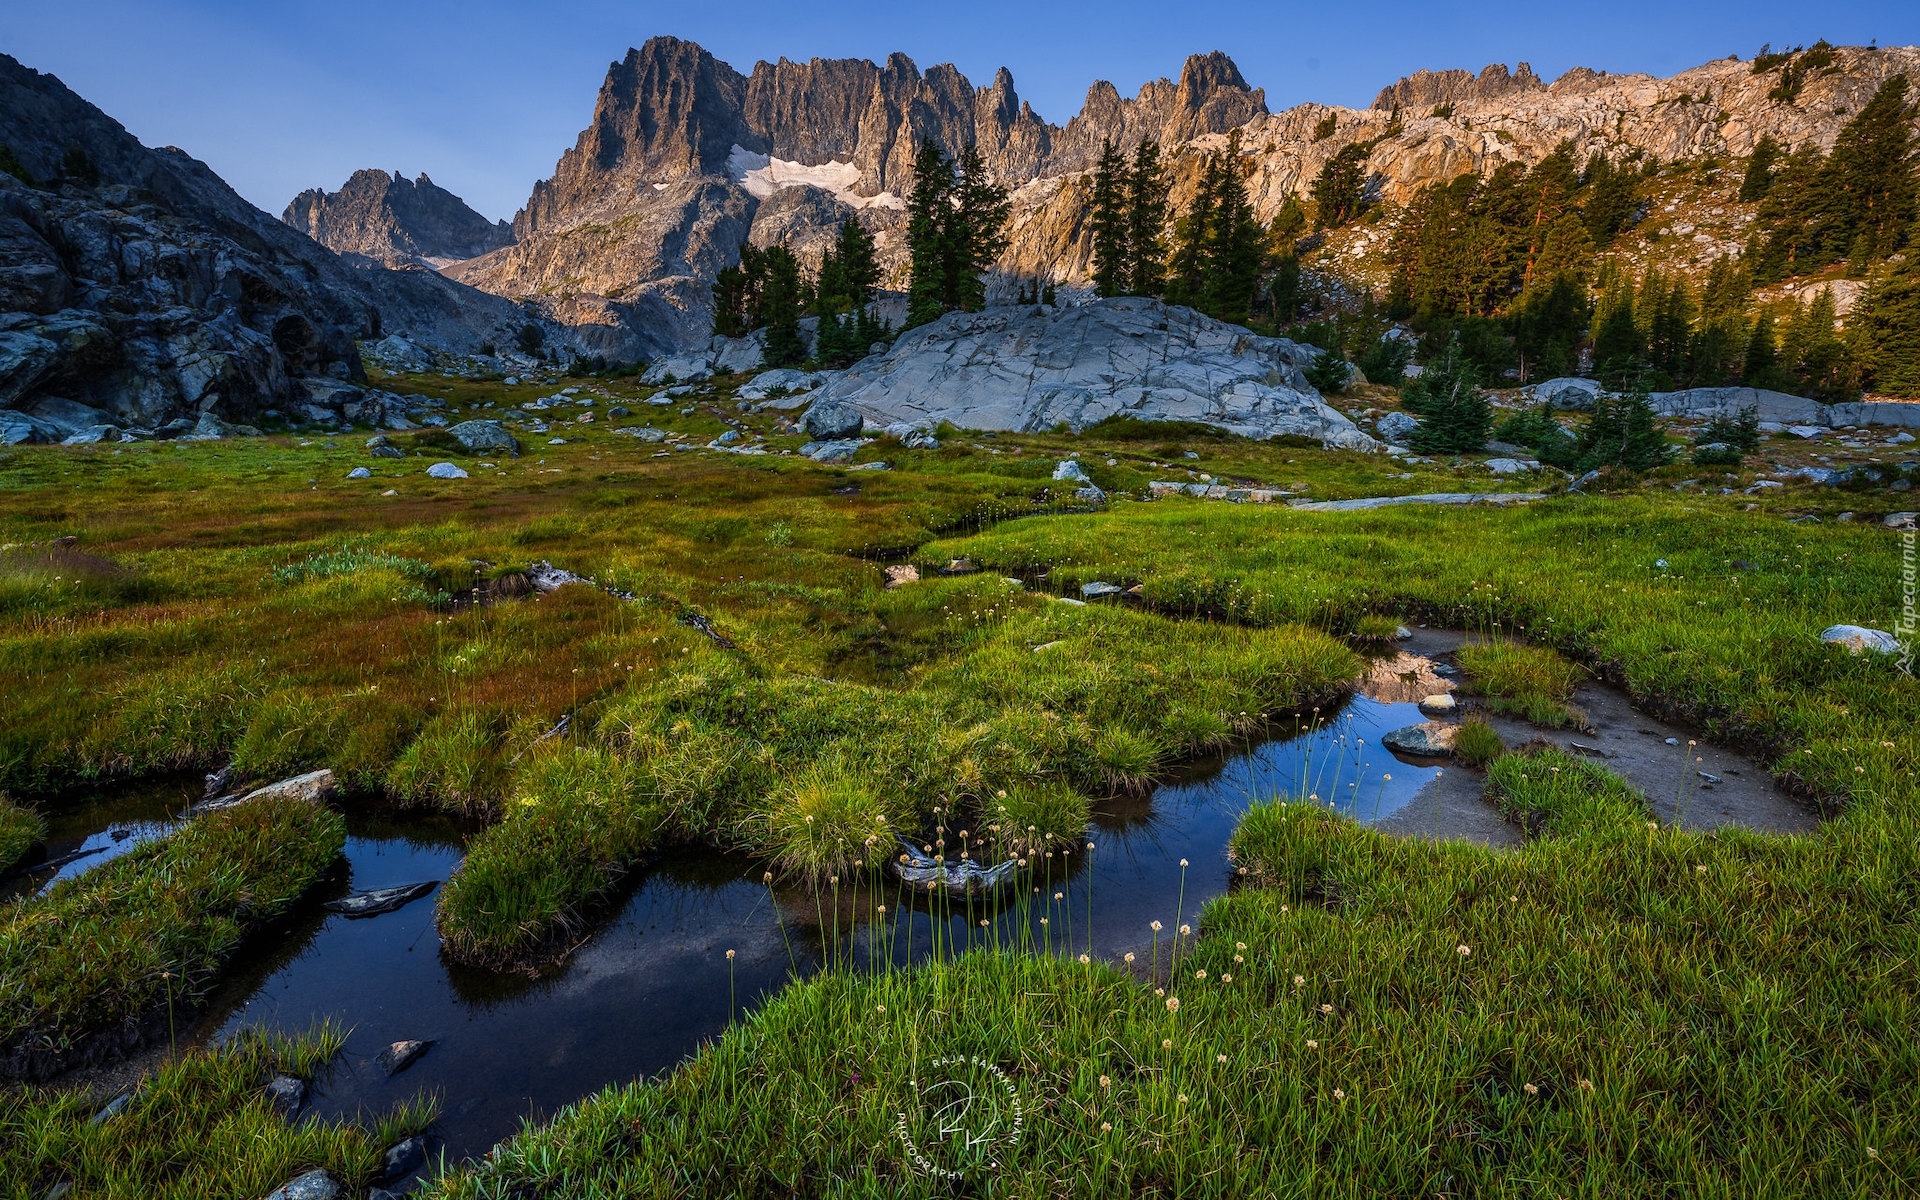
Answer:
1401;336;1493;454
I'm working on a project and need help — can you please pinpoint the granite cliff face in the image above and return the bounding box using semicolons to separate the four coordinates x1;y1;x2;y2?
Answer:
441;37;1917;354
0;52;631;437
283;170;512;268
451;36;1266;333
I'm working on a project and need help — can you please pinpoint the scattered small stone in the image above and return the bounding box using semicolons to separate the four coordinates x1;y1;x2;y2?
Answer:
1654;559;1669;569
1885;512;1917;530
1568;742;1609;758
1820;624;1901;655
370;445;405;459
940;558;977;576
265;1074;307;1120
264;1170;340;1200
425;462;468;479
376;1039;433;1076
1665;737;1680;746
1417;694;1456;716
883;564;919;589
90;1091;133;1124
346;467;371;479
380;1135;429;1183
324;881;439;918
1697;771;1723;785
1396;626;1413;639
381;489;398;497
548;437;568;445
1081;581;1122;598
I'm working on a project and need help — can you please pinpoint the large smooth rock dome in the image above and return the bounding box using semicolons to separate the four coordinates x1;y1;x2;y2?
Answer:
808;297;1379;449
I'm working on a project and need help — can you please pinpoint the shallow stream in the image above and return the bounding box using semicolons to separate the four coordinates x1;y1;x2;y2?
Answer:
19;637;1811;1165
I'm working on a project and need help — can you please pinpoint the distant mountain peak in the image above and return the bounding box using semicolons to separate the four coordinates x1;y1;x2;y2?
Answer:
283;169;512;268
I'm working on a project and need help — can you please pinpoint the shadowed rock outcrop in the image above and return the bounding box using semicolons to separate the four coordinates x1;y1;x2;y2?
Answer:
0;52;628;433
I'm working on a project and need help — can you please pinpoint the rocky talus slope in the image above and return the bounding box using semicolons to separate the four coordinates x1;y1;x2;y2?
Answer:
283;170;512;268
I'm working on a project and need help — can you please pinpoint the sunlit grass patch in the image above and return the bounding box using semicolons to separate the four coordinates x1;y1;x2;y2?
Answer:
752;759;896;882
1486;744;1649;836
1451;715;1505;768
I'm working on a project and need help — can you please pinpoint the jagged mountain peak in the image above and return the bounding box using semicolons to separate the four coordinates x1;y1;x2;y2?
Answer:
1372;61;1548;111
282;169;512;268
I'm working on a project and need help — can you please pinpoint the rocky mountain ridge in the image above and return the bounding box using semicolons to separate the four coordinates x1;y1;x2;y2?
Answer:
0;51;675;438
440;37;1267;334
409;37;1915;352
284;169;512;268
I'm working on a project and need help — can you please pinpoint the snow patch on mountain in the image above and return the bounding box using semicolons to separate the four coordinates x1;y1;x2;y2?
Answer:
726;145;905;210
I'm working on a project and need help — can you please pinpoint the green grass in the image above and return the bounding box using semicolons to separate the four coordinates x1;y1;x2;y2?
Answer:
428;748;1917;1198
435;744;657;967
0;796;344;1075
0;794;43;874
3;366;1918;1194
1451;714;1505;767
0;1024;434;1200
1456;640;1586;728
439;581;1357;967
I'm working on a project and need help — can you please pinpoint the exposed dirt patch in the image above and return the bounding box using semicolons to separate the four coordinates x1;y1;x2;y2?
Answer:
1370;629;1818;844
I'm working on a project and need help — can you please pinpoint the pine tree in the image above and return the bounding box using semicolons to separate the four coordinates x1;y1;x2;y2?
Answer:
1581;152;1641;244
1851;227;1920;397
1165;154;1220;309
1402;335;1493;453
1591;294;1648;388
1739;134;1781;201
944;145;1011;315
905;138;954;329
1090;139;1130;297
711;243;766;337
1824;75;1917;266
815;217;880;315
1125;141;1169;297
758;246;806;368
1513;273;1589;381
1742;312;1785;389
1202;129;1267;323
1310;143;1369;229
1575;386;1669;472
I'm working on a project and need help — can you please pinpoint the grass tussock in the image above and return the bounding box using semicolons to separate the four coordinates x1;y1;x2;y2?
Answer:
435;745;656;968
0;792;45;873
438;584;1353;966
0;796;344;1075
1456;640;1586;728
752;760;896;881
0;1024;435;1200
1450;715;1505;767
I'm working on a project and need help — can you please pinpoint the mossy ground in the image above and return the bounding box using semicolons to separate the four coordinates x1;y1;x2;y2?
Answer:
1;364;1915;1196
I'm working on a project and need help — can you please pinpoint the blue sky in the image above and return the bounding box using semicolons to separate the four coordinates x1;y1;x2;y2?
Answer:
4;2;1915;222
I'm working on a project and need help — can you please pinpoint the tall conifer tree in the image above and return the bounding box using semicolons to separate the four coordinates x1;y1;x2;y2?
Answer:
1090;140;1130;297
